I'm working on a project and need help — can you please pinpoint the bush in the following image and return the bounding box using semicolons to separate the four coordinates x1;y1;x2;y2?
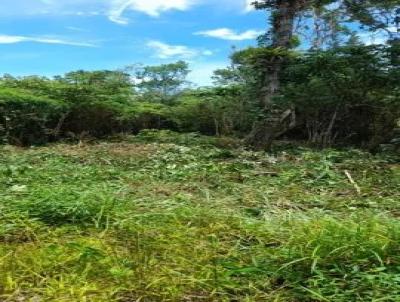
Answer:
0;88;67;145
0;87;177;145
172;87;256;136
280;45;400;149
62;101;128;138
121;102;176;133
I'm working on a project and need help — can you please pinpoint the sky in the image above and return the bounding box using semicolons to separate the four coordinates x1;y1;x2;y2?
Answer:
0;0;267;86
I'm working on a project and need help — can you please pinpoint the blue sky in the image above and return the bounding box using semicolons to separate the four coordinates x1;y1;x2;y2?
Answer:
0;0;267;85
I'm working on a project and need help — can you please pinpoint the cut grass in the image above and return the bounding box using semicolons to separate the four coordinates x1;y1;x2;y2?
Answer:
0;131;399;301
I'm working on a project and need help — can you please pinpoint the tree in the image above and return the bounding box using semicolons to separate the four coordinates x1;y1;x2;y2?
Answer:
132;61;190;103
244;0;316;149
343;0;400;39
54;70;133;103
244;0;400;150
280;44;400;148
248;0;304;108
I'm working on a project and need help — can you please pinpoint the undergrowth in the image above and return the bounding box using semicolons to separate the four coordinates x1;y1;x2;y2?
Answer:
0;130;399;301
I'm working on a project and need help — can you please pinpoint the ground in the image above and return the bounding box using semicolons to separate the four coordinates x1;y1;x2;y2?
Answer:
0;130;399;301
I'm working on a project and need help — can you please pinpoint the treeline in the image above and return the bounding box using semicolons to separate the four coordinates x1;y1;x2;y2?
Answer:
1;0;399;150
0;63;248;146
0;43;398;149
231;43;400;150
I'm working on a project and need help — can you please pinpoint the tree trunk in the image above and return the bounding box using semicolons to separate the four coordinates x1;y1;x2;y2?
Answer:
272;0;297;48
265;0;297;106
312;6;323;49
261;56;283;108
53;112;70;139
246;0;304;150
323;106;338;147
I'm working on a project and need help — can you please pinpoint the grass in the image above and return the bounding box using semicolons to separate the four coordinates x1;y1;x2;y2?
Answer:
0;130;399;301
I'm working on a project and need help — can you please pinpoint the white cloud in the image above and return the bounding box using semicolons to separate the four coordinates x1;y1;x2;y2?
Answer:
188;61;229;86
244;0;254;12
108;0;256;24
202;50;214;56
0;35;25;44
0;34;96;47
147;40;211;59
195;28;263;41
65;26;88;32
108;0;197;24
0;0;255;24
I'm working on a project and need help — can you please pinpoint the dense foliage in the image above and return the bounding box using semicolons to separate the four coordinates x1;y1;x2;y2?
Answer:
0;41;398;149
0;88;67;145
0;0;398;150
281;44;400;149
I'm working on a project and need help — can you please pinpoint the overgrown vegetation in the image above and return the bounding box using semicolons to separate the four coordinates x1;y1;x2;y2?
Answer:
0;0;399;300
1;0;400;150
1;41;398;150
0;130;399;301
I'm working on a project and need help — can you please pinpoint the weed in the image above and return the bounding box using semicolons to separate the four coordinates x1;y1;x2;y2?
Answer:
0;131;399;301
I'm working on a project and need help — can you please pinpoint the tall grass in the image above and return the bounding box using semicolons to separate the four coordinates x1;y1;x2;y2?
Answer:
0;132;399;301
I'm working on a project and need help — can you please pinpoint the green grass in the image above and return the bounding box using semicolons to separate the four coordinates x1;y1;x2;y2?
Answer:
0;130;399;301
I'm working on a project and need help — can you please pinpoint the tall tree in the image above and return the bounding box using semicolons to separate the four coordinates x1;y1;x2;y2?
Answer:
246;0;399;150
343;0;400;40
254;0;314;102
132;61;190;103
245;0;316;149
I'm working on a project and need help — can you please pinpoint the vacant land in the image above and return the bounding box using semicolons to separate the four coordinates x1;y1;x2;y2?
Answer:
0;131;399;301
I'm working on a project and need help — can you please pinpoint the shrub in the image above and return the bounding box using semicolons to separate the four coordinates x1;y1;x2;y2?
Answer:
280;45;400;149
62;101;128;138
0;88;67;145
121;102;176;133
